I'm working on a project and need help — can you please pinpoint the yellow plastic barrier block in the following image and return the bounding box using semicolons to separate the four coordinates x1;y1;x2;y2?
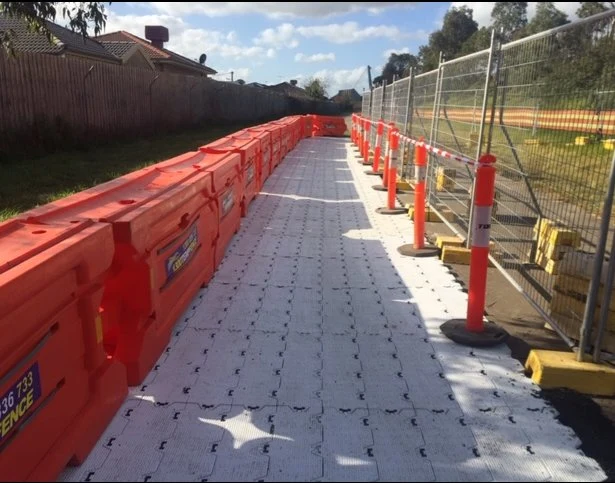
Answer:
575;136;589;146
535;250;559;274
602;139;614;151
546;227;581;248
408;206;443;223
441;245;472;265
525;350;615;396
436;235;465;250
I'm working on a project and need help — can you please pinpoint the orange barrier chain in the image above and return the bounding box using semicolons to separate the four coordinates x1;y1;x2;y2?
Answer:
0;219;127;481
204;134;260;217
243;127;273;188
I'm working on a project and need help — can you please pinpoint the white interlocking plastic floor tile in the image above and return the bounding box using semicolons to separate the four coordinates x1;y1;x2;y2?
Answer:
59;137;606;482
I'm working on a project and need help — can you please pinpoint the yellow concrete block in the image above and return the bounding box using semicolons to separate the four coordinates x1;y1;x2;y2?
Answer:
535;250;560;274
525;350;615;396
575;136;589;146
441;246;472;265
397;180;413;191
554;274;615;308
602;139;615;151
537;238;577;261
436;235;465;250
546;227;581;248
436;167;456;192
408;207;443;223
533;218;555;239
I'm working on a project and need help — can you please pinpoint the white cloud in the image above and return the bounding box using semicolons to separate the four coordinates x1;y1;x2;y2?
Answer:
104;12;270;64
148;2;415;19
450;2;580;28
383;47;411;59
266;48;277;58
212;67;251;82
297;21;407;44
309;66;368;97
295;52;336;63
253;23;299;48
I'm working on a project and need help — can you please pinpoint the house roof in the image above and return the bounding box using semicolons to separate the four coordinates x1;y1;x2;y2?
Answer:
96;30;217;75
265;82;312;99
331;88;362;102
0;14;118;62
100;40;136;58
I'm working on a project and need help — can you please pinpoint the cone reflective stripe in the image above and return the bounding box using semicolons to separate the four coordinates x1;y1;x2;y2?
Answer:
363;120;371;164
382;123;395;187
467;154;497;332
351;114;356;143
414;137;427;250
373;120;384;173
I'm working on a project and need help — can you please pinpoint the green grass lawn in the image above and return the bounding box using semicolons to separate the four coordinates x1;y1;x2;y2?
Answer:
0;123;256;221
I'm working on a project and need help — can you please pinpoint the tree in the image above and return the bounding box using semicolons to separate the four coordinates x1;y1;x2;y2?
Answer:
236;79;245;85
414;6;478;72
459;27;492;56
491;2;528;42
576;2;615;18
0;2;110;54
524;2;569;36
303;76;329;100
430;6;478;61
380;52;419;84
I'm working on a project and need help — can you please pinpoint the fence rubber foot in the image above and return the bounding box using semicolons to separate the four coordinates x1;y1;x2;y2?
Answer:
376;207;407;215
397;244;439;257
361;161;373;166
440;319;509;348
365;170;382;176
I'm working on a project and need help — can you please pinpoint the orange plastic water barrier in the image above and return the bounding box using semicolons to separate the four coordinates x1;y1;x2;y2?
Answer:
194;150;243;267
262;123;283;169
312;115;347;137
202;134;260;217
243;128;273;188
268;120;293;158
22;150;238;385
100;170;219;384
0;219;127;481
303;115;314;139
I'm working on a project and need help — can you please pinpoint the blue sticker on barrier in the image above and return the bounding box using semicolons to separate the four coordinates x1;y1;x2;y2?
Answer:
0;362;42;441
165;224;199;282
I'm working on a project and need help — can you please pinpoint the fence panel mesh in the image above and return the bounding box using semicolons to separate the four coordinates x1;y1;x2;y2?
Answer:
362;91;371;116
427;50;491;239
357;11;615;355
488;14;615;350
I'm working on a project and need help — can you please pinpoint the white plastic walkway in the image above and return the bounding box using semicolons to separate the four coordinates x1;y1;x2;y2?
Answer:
61;138;605;482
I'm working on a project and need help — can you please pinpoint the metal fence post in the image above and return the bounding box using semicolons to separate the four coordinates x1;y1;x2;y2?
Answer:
380;80;387;120
467;29;496;248
594;224;615;363
403;68;415;138
427;53;444;207
579;150;615;361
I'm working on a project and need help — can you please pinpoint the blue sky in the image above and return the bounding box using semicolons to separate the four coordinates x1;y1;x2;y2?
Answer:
102;2;581;96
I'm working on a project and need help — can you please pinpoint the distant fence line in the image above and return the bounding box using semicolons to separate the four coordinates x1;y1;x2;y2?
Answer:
0;51;340;155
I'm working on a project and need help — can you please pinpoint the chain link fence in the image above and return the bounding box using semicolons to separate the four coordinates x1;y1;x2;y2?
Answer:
360;10;615;360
